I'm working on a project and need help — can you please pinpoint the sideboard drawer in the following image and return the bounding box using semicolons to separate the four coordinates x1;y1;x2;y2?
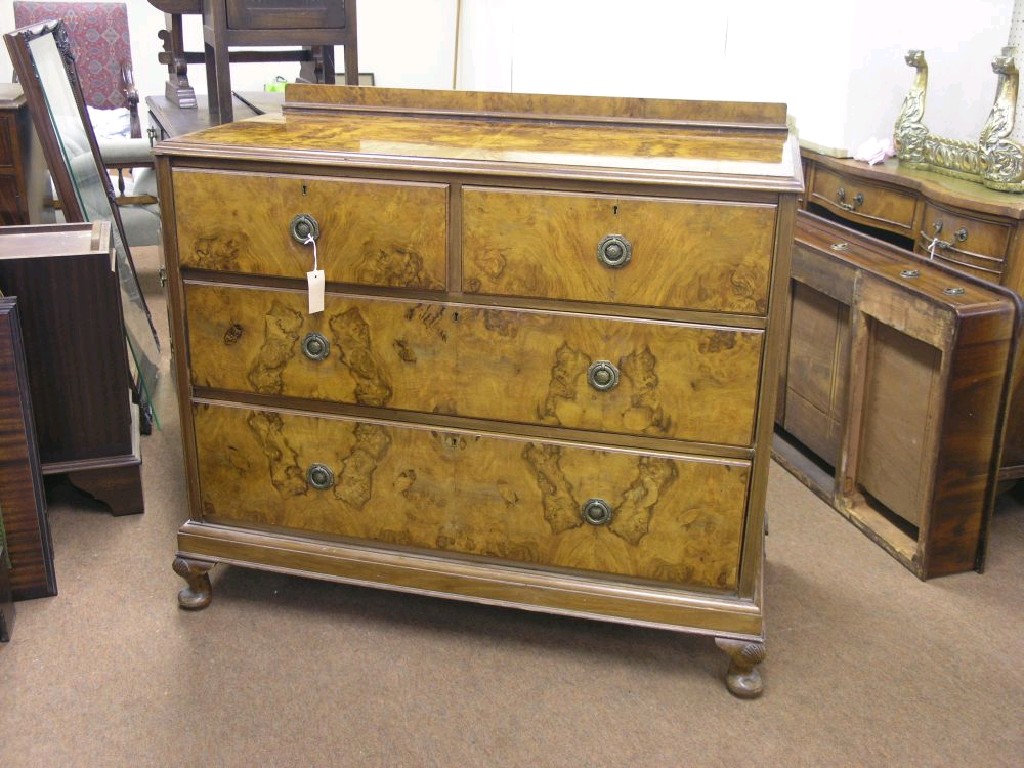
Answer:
809;167;917;236
186;283;763;446
172;169;448;289
193;403;751;590
916;202;1012;280
462;187;777;315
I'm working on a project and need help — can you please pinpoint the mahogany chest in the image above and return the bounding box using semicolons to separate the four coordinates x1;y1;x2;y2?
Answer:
155;85;802;696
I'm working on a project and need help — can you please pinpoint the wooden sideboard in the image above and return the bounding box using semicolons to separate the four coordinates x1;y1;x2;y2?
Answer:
156;84;802;697
799;150;1024;480
774;149;1024;578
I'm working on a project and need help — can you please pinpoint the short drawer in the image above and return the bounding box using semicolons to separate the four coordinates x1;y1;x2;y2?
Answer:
809;167;917;236
915;202;1012;281
185;283;457;411
462;187;777;315
172;169;448;290
185;283;763;446
454;306;763;447
193;403;750;590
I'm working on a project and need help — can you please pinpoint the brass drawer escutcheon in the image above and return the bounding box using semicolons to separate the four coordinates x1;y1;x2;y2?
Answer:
307;463;335;490
596;234;632;268
301;331;330;361
582;498;613;526
587;360;620;391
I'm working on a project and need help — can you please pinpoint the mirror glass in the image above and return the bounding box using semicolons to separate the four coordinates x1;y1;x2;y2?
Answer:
24;28;161;427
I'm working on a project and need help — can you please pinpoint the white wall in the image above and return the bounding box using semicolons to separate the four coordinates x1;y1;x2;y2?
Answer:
0;0;1015;154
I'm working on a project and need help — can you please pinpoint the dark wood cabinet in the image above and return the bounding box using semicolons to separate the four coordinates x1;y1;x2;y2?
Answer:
0;84;48;227
0;296;55;601
0;222;143;516
201;0;358;123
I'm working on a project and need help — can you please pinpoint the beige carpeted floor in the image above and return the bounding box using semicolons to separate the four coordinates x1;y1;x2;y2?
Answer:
0;247;1021;767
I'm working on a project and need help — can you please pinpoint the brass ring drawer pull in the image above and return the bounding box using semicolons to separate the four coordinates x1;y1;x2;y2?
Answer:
582;498;613;526
301;331;330;361
597;234;632;268
290;213;320;244
836;187;863;212
587;360;619;391
307;463;335;490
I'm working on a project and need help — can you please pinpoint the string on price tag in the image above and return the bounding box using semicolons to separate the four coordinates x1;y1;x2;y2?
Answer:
303;234;325;314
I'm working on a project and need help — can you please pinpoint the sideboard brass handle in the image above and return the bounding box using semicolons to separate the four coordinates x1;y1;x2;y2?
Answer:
921;230;952;251
301;331;330;361
596;234;632;268
582;498;613;526
290;213;320;244
307;463;335;490
587;360;620;391
836;187;864;212
954;227;969;243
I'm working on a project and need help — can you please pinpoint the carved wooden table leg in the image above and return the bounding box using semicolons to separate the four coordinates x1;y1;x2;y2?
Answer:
715;637;766;698
173;557;214;610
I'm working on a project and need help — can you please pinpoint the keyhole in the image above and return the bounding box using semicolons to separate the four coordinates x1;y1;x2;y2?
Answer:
301;184;308;196
612;205;618;215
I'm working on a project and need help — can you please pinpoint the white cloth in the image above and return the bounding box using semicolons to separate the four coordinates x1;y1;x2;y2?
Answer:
87;106;131;140
853;136;896;165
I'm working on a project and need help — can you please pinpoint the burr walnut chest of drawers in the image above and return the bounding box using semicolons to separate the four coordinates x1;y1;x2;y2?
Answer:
155;85;802;697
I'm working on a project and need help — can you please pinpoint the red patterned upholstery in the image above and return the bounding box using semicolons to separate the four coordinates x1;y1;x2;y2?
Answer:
13;2;134;112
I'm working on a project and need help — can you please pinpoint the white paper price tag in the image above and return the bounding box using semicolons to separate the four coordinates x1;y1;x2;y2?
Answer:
307;269;325;314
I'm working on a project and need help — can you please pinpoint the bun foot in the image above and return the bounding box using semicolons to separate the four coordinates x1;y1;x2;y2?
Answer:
172;557;214;610
715;637;766;698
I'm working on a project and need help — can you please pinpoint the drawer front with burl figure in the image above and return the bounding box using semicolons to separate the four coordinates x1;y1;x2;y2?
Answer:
172;169;448;290
192;403;751;591
463;187;778;315
185;283;764;446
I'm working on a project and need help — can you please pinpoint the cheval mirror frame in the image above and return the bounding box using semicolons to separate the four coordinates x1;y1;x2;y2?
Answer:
4;19;161;430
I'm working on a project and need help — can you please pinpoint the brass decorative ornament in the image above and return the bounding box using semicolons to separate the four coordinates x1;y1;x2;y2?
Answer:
894;47;1024;192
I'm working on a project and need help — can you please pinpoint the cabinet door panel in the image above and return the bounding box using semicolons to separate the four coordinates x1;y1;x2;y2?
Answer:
783;283;849;466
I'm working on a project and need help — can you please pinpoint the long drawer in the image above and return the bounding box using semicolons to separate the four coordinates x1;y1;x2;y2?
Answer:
462;186;778;314
171;169;449;290
185;283;764;446
192;403;751;591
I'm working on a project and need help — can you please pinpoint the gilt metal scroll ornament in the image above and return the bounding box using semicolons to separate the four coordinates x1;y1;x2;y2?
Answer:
894;47;1024;192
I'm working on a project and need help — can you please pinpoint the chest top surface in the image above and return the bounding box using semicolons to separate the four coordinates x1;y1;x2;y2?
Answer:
154;84;802;190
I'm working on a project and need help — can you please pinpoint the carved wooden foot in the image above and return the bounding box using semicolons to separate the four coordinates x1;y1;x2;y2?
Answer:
715;637;766;698
173;557;214;610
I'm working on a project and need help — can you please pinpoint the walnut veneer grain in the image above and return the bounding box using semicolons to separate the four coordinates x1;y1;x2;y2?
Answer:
157;85;801;696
